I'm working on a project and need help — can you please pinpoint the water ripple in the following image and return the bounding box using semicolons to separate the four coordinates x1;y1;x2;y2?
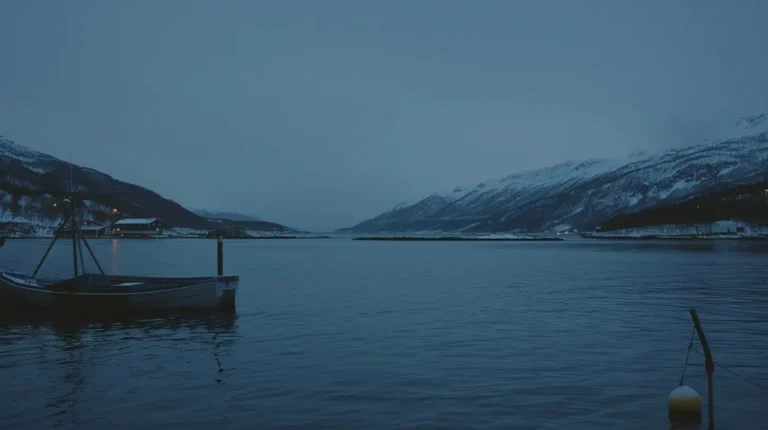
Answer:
1;239;767;429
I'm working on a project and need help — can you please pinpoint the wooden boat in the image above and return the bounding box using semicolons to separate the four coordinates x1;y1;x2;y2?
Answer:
0;194;239;313
0;272;238;311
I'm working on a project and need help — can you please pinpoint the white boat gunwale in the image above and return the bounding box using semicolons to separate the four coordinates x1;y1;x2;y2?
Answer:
0;273;237;297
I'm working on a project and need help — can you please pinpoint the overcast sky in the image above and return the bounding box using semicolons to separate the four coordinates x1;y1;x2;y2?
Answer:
1;1;766;231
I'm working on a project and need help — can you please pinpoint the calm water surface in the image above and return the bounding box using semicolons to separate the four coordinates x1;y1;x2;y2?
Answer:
1;238;767;429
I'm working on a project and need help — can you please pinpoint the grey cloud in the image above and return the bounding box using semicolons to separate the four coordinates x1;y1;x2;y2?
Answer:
1;0;766;231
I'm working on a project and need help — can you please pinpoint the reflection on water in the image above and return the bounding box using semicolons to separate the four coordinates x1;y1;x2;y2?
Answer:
0;311;239;429
0;311;238;338
110;239;120;275
1;239;767;429
48;323;86;429
572;238;768;254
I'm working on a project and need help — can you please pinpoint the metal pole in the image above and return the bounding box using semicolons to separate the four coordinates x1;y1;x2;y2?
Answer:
690;308;714;430
33;213;71;277
80;233;108;282
217;237;223;276
76;221;86;275
70;198;78;278
71;193;108;282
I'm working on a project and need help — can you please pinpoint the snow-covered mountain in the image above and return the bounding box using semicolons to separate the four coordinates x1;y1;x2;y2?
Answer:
339;113;768;234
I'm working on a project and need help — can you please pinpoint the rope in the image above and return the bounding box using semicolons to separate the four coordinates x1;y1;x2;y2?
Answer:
679;324;696;386
690;347;768;393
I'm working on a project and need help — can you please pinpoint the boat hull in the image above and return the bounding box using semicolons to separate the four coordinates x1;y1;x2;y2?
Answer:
0;272;239;312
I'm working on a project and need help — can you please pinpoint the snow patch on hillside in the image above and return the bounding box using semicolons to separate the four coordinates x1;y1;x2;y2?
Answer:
246;230;293;237
443;158;627;201
475;233;539;240
716;113;768;142
441;113;768;205
0;135;58;164
548;223;574;233
25;165;51;174
0;190;114;231
166;228;208;237
592;224;711;237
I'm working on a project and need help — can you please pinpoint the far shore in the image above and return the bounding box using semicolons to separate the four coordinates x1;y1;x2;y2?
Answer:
579;231;768;240
353;236;563;242
6;229;767;242
580;234;768;241
3;234;563;241
2;235;334;240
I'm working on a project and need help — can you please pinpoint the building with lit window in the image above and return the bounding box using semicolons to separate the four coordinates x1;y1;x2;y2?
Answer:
112;218;168;237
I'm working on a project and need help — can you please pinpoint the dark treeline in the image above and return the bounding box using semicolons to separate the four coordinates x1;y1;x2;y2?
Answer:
600;181;768;231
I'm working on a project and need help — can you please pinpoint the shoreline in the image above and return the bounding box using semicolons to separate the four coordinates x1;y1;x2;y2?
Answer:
2;235;562;241
352;236;563;242
580;233;768;241
1;235;334;240
6;232;767;242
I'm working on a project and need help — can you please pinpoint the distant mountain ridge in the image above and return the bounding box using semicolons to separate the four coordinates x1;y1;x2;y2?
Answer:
339;113;768;233
0;135;292;233
193;209;301;233
193;209;263;222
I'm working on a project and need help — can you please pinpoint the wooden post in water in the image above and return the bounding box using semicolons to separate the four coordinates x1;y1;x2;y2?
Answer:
690;308;715;430
217;236;223;276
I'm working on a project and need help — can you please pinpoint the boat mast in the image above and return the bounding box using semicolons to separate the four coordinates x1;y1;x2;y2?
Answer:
69;152;78;278
33;154;110;281
70;198;78;277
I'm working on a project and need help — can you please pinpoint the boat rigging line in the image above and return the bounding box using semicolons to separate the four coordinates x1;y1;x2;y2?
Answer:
32;194;110;283
677;312;768;394
679;324;696;386
670;309;767;429
689;347;768;394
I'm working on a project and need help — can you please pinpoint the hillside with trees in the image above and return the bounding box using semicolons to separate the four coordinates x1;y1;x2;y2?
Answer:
1;135;292;232
599;180;768;231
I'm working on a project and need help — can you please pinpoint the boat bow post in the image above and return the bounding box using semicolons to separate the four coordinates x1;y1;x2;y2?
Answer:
690;308;715;430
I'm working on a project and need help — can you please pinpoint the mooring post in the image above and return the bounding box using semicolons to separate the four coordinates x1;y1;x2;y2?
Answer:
217;236;223;276
690;308;715;430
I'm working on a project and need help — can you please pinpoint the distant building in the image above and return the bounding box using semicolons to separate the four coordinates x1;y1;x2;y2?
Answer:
57;220;105;237
112;218;168;237
710;220;746;234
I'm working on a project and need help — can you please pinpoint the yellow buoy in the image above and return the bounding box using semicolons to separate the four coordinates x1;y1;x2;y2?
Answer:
668;385;702;426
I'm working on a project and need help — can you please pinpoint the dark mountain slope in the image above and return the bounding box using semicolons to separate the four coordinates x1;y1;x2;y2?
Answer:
1;135;291;232
599;181;768;231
